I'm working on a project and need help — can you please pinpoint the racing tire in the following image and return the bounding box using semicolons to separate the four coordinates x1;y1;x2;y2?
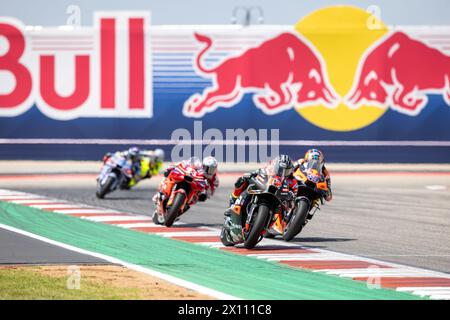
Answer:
283;199;309;241
244;205;270;249
164;193;186;227
96;175;116;199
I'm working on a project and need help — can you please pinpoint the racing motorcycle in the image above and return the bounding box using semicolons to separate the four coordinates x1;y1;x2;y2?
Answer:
221;174;295;249
96;154;133;199
153;159;207;227
279;161;329;241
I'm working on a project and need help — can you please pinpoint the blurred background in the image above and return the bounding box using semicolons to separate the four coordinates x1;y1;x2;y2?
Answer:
2;0;450;25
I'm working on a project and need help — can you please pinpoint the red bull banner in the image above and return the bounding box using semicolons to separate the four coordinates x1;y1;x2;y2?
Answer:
0;6;449;162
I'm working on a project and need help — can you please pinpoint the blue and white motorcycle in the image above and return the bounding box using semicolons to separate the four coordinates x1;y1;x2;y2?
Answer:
96;154;133;198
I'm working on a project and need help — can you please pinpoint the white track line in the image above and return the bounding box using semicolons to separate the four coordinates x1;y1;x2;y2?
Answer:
425;185;447;191
53;209;122;214
430;294;450;300
255;253;347;261
0;193;39;198
118;223;157;228
156;231;221;237
82;215;151;222
5;198;49;203
28;204;84;209
0;196;31;199
321;268;442;275
0;193;27;197
397;287;450;292
0;196;49;204
321;269;442;278
0;223;239;300
413;290;450;296
198;242;225;247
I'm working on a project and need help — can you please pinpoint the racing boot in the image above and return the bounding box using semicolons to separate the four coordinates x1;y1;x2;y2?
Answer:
152;209;165;225
221;206;244;246
152;192;166;225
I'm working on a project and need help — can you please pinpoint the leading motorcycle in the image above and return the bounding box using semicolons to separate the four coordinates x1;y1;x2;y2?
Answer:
221;174;295;249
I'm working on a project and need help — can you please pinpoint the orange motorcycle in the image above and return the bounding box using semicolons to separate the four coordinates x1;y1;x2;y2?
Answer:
153;159;207;227
269;162;329;241
220;173;295;249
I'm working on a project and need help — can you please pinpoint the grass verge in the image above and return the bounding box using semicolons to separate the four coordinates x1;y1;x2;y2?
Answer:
0;265;212;300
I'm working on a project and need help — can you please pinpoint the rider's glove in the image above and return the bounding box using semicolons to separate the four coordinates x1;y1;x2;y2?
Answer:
235;172;256;188
243;172;257;180
234;177;245;188
163;169;170;177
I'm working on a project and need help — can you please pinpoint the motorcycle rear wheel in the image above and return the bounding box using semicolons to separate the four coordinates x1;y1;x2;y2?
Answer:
164;193;186;227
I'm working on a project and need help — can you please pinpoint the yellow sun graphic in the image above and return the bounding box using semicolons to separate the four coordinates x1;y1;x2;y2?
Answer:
295;6;389;131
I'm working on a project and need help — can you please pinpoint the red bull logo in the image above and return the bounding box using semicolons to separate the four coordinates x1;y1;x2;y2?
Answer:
0;12;152;120
184;6;450;131
183;32;338;117
346;31;450;116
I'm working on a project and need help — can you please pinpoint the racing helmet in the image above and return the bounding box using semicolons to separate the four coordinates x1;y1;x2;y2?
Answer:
202;156;218;179
305;149;324;163
304;149;325;168
128;147;140;160
153;148;165;162
271;154;294;178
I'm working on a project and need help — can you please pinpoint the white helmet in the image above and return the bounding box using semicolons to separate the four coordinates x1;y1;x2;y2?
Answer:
154;148;165;162
202;156;218;179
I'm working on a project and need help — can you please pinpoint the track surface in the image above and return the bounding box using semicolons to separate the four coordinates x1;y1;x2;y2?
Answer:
0;227;108;265
1;172;449;273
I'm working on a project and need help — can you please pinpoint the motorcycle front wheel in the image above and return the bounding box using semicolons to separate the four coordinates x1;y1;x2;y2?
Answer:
283;199;309;241
96;175;116;199
244;205;270;249
164;192;186;227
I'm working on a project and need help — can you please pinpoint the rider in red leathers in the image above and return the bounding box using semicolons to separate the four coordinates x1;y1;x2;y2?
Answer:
152;156;219;223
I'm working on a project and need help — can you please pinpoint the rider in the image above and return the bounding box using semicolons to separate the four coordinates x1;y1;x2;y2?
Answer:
139;148;165;176
199;156;220;201
295;149;332;201
222;155;298;245
153;156;219;222
103;147;165;188
161;156;219;201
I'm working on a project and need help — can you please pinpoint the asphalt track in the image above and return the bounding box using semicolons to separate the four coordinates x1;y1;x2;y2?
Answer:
0;227;108;265
1;171;449;274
